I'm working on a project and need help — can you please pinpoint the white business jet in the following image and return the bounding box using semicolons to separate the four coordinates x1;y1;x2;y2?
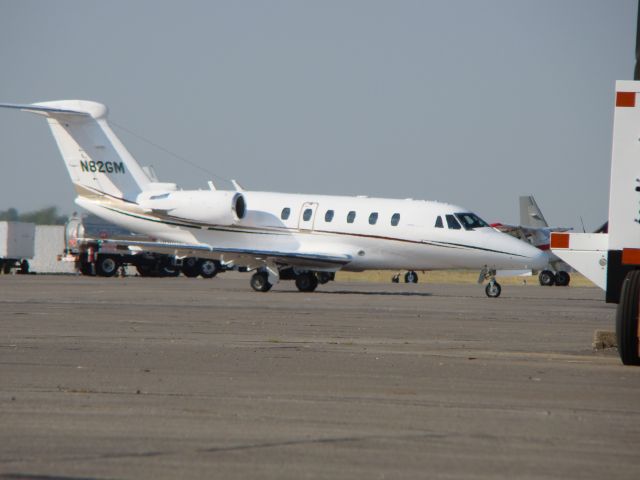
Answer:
0;100;546;297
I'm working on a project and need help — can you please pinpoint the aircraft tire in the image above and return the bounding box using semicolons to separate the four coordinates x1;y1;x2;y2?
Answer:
95;255;119;277
404;271;418;283
555;271;570;287
199;260;218;279
295;272;318;292
485;281;501;298
391;274;400;283
181;257;200;278
538;270;556;286
250;272;272;292
616;270;640;365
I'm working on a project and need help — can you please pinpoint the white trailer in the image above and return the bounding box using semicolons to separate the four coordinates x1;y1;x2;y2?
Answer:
0;221;35;274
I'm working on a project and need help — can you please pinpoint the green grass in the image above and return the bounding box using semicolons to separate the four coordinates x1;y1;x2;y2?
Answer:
335;270;596;287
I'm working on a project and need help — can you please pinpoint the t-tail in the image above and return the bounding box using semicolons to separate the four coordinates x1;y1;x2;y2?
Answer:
551;80;640;365
0;100;151;202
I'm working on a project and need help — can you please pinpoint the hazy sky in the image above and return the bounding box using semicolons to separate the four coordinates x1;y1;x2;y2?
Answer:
0;0;636;229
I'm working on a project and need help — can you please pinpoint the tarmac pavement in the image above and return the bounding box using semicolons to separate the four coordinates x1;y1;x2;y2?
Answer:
0;275;638;479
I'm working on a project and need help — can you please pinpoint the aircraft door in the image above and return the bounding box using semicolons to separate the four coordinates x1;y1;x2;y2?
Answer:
298;202;319;231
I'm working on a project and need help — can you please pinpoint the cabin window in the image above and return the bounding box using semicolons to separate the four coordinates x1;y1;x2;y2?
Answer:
347;211;356;223
455;212;489;231
303;208;313;221
325;210;334;222
435;216;444;228
281;207;290;220
446;214;461;230
391;213;400;226
369;212;378;225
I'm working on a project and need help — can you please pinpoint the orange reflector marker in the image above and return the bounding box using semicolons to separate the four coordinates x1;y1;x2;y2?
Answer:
622;248;640;265
550;232;570;249
616;91;636;107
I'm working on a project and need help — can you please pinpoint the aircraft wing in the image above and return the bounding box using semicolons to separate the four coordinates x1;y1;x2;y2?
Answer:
95;238;353;270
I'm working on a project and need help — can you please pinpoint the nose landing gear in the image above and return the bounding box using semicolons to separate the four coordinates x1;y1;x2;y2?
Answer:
485;279;502;298
479;268;502;298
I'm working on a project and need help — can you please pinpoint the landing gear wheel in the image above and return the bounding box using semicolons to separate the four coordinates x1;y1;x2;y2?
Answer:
404;271;418;283
616;270;640;365
538;270;556;286
95;256;119;277
316;272;332;284
295;272;319;292
391;274;400;283
250;272;272;292
181;257;200;278
555;271;570;287
199;260;218;279
485;281;502;298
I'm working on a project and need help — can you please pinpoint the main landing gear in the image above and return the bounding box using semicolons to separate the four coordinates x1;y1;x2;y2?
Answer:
391;270;419;283
249;268;334;293
479;268;501;298
538;270;571;287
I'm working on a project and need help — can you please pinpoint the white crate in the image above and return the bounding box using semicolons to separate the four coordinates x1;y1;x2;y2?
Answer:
0;222;35;259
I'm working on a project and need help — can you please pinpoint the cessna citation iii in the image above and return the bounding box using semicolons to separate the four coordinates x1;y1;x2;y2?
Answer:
0;100;546;297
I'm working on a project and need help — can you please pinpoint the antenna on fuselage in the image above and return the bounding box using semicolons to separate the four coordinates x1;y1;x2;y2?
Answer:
231;179;245;191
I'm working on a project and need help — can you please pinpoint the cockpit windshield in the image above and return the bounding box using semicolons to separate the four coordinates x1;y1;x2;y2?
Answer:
454;212;489;231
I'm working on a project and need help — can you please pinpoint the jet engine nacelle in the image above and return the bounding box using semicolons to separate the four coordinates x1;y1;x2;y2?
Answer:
137;190;246;226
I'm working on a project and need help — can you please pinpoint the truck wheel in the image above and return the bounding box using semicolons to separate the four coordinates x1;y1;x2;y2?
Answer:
181;257;200;277
616;270;640;365
3;261;12;274
80;260;94;276
95;256;119;277
199;260;218;279
19;260;29;274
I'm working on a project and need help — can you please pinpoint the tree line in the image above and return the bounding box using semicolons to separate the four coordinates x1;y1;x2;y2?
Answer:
0;207;68;225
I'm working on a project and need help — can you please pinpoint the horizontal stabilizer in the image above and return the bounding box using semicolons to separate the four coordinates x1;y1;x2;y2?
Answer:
0;102;91;116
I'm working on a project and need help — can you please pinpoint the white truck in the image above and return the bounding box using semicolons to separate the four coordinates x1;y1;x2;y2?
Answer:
552;81;640;366
64;213;224;278
0;221;35;274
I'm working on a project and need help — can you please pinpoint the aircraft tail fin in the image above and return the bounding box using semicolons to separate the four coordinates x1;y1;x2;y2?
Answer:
0;100;151;202
519;195;548;228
